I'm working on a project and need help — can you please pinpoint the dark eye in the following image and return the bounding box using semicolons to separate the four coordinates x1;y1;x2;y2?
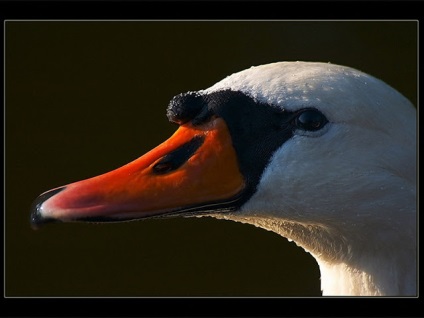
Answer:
294;109;328;131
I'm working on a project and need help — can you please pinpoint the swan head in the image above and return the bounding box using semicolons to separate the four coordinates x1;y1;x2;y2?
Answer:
205;62;416;243
30;62;416;295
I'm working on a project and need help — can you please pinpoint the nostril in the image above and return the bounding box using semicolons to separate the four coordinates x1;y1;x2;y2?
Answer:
151;135;205;176
152;161;174;174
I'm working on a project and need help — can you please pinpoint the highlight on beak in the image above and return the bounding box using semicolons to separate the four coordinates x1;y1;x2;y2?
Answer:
30;187;65;229
30;118;245;228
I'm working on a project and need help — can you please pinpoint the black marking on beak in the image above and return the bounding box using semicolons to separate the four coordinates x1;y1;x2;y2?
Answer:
152;135;205;175
30;186;66;229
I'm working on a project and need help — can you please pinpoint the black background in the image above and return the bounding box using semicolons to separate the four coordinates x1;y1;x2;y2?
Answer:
2;1;420;317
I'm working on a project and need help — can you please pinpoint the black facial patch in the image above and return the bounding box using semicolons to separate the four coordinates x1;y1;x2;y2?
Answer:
152;135;204;175
168;89;298;210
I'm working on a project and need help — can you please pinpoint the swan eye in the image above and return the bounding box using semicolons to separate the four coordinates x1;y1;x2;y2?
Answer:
294;109;328;131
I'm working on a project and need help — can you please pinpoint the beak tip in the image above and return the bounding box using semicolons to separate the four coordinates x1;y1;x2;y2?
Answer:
30;186;66;229
29;210;44;230
30;208;59;230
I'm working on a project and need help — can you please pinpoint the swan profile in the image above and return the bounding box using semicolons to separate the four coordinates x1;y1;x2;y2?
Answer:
30;61;417;296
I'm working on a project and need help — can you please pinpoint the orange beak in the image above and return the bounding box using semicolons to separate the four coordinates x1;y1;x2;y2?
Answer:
30;117;245;227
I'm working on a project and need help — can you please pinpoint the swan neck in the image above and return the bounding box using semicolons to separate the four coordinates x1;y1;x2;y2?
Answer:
210;214;416;296
317;253;416;296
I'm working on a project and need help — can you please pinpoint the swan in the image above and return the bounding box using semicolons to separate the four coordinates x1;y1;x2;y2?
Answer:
30;61;417;296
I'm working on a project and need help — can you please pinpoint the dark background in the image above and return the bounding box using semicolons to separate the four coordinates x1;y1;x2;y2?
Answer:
5;20;417;298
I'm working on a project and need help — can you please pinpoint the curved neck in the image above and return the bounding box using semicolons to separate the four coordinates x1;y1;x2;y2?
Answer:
211;214;416;296
317;248;416;296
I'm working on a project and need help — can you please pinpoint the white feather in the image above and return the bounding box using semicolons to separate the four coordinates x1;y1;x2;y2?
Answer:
206;62;416;296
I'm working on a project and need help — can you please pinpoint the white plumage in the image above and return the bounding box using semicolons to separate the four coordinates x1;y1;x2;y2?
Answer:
31;61;417;296
203;62;416;296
